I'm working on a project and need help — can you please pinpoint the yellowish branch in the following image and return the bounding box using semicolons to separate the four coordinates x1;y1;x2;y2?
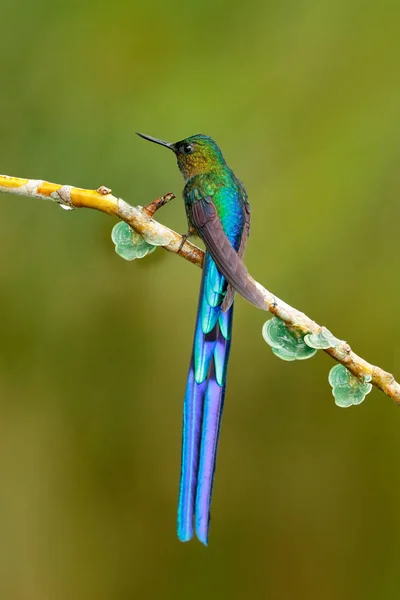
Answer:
1;173;399;405
0;174;204;267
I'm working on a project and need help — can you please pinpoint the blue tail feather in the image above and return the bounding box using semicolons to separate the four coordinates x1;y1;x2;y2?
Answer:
177;366;206;542
177;253;233;544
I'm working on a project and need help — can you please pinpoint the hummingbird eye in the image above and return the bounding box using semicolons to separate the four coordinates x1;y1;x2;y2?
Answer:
180;143;193;155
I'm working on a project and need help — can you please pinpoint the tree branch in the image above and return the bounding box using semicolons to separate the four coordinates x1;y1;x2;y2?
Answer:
1;173;399;405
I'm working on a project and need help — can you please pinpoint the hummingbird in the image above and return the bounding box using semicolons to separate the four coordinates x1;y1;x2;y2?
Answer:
137;132;266;545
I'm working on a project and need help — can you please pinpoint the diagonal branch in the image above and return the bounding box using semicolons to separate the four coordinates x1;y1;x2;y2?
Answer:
1;173;399;405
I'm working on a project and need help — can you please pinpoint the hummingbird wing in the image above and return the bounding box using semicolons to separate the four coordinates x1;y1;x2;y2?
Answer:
221;199;251;312
190;197;266;311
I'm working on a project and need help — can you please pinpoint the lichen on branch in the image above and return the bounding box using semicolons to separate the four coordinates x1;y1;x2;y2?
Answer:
0;172;399;405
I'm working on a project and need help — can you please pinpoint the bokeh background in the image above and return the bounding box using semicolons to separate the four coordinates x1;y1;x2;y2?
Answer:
0;1;400;598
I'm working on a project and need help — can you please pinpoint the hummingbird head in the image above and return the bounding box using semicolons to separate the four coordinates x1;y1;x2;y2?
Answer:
136;133;226;180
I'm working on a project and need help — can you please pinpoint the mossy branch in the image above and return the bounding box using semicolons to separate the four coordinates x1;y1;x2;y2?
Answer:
1;173;399;405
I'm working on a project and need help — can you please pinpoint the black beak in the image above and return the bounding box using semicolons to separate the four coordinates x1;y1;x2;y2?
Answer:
136;132;175;151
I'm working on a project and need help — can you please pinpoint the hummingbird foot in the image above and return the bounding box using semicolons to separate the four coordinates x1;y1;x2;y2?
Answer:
178;226;197;254
178;233;189;254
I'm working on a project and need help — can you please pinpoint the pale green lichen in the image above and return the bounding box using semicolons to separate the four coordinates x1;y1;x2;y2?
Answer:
304;327;340;350
328;364;372;407
262;317;317;361
111;221;156;261
142;230;173;247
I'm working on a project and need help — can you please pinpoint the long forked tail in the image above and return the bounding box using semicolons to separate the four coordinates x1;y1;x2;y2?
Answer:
177;253;233;545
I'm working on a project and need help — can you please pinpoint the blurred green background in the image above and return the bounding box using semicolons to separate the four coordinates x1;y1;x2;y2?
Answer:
0;0;400;598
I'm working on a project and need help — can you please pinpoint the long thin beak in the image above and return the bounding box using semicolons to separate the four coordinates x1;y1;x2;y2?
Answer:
136;132;175;150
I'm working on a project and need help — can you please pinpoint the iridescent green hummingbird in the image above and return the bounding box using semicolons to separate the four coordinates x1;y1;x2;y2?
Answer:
137;132;266;545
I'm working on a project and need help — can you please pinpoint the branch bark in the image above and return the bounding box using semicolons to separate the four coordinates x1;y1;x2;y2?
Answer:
1;173;399;405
